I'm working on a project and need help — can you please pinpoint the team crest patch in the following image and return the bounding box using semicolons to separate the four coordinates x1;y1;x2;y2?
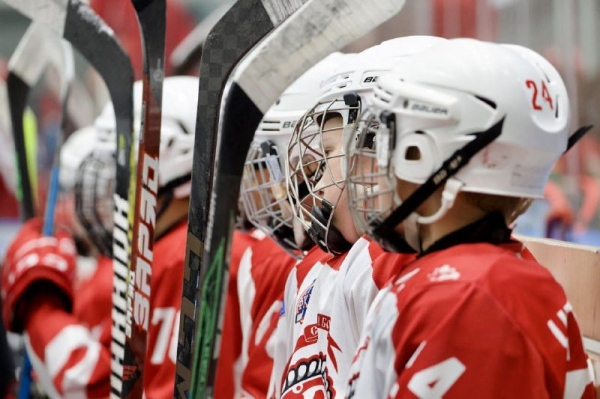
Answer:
295;279;316;324
428;265;460;282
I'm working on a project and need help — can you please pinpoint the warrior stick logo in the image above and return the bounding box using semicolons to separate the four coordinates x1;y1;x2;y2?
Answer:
111;193;130;393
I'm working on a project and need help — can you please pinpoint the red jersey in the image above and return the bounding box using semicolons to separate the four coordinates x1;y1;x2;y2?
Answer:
25;221;188;398
237;237;297;397
215;229;266;398
270;237;413;398
349;241;595;398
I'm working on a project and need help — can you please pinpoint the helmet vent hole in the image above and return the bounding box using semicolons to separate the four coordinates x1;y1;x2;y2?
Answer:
405;146;421;161
475;96;497;110
403;100;409;109
177;121;190;135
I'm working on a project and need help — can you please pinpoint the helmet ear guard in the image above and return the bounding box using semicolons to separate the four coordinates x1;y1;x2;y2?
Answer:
373;117;506;241
393;131;438;183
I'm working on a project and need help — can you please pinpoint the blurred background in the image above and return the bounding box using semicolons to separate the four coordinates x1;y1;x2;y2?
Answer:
0;0;599;254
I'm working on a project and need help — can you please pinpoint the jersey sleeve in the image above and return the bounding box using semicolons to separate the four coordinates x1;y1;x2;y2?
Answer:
143;224;187;398
341;249;411;345
239;243;296;397
23;256;114;398
351;281;592;398
266;266;300;398
25;301;111;398
215;230;263;398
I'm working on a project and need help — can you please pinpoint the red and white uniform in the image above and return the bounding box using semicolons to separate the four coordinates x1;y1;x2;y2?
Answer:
238;237;298;397
215;228;267;398
270;237;413;398
25;221;189;398
217;230;299;398
349;241;595;398
268;246;326;398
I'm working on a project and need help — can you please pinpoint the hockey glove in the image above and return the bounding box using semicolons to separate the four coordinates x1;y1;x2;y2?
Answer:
1;218;77;333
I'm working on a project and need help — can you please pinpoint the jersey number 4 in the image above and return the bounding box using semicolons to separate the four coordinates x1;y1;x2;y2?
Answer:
407;357;466;397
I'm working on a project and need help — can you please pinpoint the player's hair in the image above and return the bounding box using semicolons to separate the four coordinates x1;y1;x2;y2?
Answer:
462;192;533;225
404;146;532;224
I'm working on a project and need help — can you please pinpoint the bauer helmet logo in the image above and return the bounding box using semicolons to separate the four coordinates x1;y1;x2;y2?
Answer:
411;103;449;115
282;120;297;129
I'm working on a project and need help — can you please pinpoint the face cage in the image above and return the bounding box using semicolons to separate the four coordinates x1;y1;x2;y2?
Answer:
346;112;399;238
241;140;303;256
287;98;360;253
75;154;115;258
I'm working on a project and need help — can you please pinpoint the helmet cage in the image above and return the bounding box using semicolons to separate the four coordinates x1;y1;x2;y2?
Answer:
287;96;362;253
346;112;398;238
241;139;303;257
75;154;114;257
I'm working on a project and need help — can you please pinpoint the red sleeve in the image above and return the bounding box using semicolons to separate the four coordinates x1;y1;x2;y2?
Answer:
143;222;187;398
215;230;262;399
351;281;594;399
240;240;296;398
25;298;111;398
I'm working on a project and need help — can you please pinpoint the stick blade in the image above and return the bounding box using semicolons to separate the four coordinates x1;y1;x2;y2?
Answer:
235;0;407;112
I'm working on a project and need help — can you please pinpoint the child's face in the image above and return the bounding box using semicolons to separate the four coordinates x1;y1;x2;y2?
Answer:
312;115;360;245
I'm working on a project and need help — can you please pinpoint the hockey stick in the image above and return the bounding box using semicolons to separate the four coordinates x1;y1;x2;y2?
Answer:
169;1;234;76
6;24;50;221
190;0;407;396
25;42;73;399
1;1;136;397
7;24;74;399
120;0;165;397
175;1;307;396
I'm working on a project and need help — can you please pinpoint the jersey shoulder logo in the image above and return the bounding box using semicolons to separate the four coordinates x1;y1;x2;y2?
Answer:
427;265;460;282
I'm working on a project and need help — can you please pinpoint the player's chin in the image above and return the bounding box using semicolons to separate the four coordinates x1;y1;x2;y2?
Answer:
332;215;360;246
293;217;313;250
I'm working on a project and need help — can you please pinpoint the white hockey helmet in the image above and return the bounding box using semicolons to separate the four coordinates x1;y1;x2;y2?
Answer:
93;76;197;197
54;126;100;255
240;52;346;256
346;38;572;252
76;76;198;256
287;36;447;254
59;126;97;191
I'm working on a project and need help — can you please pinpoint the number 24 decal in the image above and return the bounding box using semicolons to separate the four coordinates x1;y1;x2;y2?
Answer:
526;80;554;111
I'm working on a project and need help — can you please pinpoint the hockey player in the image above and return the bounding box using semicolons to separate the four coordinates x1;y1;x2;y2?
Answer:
345;39;596;398
271;37;446;398
214;52;346;398
1;76;198;398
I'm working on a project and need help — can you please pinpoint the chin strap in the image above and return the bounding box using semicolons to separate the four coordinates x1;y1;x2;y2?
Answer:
373;116;505;252
308;199;353;255
401;178;465;252
416;178;464;225
270;219;304;259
